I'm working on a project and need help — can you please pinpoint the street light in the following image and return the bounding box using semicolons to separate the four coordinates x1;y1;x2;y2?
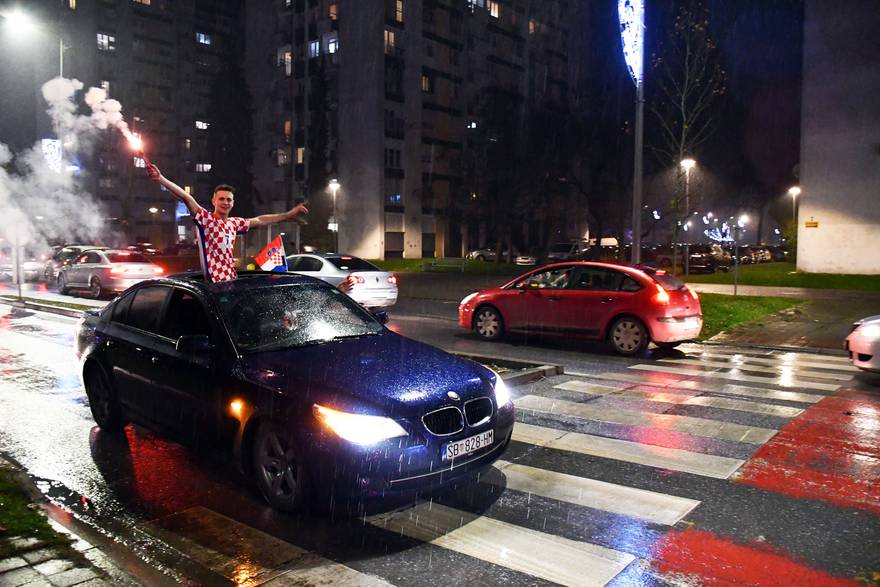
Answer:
1;8;66;77
328;178;340;252
680;158;696;274
788;186;801;225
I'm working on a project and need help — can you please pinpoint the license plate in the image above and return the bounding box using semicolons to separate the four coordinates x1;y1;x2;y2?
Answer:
442;430;493;461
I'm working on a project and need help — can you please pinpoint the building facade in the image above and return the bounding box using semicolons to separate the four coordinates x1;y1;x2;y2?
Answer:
798;0;880;274
245;0;577;259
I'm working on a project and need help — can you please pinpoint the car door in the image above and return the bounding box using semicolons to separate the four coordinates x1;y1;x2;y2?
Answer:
511;265;577;332
557;267;626;336
152;287;218;440
102;285;171;421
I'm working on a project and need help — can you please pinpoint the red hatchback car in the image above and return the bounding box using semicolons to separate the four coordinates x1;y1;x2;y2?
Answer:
458;262;703;355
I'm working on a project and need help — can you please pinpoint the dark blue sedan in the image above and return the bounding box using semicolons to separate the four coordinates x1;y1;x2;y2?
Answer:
75;272;514;511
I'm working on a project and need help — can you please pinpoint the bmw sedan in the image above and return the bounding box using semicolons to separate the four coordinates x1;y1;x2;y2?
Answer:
845;315;880;372
59;249;163;298
286;253;398;309
458;262;703;355
75;272;514;511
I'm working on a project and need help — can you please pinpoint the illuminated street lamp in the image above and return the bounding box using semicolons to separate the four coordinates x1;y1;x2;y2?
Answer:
328;178;340;252
788;186;801;224
1;9;66;77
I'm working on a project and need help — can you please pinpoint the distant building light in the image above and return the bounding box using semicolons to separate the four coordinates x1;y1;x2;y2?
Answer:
196;32;212;45
467;121;478;129
195;120;210;130
196;163;212;173
134;157;146;168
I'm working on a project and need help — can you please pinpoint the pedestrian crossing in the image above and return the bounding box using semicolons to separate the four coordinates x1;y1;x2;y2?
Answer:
122;346;859;587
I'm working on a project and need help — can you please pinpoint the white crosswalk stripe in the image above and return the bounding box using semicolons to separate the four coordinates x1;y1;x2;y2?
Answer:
366;501;636;587
678;351;859;372
657;358;853;381
515;394;778;443
628;363;842;391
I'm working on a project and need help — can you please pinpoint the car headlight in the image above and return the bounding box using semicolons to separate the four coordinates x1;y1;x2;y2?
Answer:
460;292;478;307
492;371;511;407
313;404;408;445
859;324;880;340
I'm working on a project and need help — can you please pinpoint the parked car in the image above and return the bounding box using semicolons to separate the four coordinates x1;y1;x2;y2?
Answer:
845;315;880;373
546;241;590;262
466;247;520;262
458;262;703;355
286;253;398;309
515;248;540;266
58;249;163;298
765;245;790;262
74;272;514;511
652;244;728;273
44;244;107;283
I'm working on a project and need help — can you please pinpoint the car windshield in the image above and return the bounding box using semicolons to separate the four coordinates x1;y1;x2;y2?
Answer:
217;283;384;352
107;252;150;263
325;256;380;271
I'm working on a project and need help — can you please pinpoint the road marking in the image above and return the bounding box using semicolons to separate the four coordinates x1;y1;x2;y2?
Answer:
657;358;853;381
490;460;701;526
668;381;826;403
677;344;853;365
142;507;394;586
513;422;745;479
555;380;805;416
516;395;777;444
628;364;841;392
681;352;859;373
367;501;634;587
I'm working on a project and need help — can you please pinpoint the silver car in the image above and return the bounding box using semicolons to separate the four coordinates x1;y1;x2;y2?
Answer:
466;247;519;262
58;249;164;298
845;315;880;372
286;253;398;309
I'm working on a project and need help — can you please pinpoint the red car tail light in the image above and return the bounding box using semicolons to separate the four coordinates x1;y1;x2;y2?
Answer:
652;284;670;305
153;266;164;274
347;275;365;288
388;275;398;285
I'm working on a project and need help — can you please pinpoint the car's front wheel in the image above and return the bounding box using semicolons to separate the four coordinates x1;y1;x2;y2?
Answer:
84;365;123;432
252;421;308;512
609;316;649;356
474;306;504;341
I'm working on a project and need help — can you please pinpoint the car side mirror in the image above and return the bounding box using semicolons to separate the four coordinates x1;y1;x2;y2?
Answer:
176;334;212;353
372;310;389;325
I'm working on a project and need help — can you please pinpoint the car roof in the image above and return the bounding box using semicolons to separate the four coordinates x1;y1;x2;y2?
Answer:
159;270;330;296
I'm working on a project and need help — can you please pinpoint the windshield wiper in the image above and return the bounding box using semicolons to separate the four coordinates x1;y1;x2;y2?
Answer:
328;332;382;342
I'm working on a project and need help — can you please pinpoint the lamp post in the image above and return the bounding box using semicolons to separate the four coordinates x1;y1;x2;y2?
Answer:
3;9;66;77
733;214;748;296
328;178;340;253
680;158;696;275
788;186;800;225
619;0;645;264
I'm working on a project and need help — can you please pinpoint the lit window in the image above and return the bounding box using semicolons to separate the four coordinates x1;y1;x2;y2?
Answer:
384;30;395;54
277;148;290;166
184;185;192;194
196;163;212;173
196;32;212;45
328;37;338;54
283;119;292;140
488;1;500;18
133;0;151;5
296;147;304;164
96;33;116;52
421;74;432;93
468;121;478;129
68;0;76;9
309;40;320;58
195;120;209;130
395;0;404;22
184;138;191;150
466;0;485;12
329;3;338;20
133;157;146;168
277;46;293;75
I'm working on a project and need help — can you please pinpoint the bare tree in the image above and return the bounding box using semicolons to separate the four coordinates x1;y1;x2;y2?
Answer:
650;1;726;269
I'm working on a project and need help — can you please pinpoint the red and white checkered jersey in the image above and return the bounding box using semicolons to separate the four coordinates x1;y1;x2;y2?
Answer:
193;206;250;283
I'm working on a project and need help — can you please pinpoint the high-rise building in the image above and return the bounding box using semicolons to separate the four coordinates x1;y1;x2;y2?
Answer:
246;0;577;259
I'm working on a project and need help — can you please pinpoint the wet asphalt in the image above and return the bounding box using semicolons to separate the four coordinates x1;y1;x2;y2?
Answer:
0;291;878;586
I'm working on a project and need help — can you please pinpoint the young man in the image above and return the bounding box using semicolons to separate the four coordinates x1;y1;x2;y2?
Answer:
147;164;308;283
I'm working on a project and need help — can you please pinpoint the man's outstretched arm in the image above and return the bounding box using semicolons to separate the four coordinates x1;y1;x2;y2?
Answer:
147;164;200;216
249;203;309;228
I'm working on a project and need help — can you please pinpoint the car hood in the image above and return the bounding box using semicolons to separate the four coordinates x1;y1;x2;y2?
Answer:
239;331;494;415
856;315;880;326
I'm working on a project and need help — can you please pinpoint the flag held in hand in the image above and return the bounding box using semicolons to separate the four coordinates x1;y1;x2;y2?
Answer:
255;235;287;272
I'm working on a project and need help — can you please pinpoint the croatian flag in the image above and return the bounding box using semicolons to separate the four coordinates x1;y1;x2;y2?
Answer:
255;235;288;272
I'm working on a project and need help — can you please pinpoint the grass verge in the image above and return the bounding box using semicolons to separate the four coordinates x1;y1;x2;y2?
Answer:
0;467;71;559
698;292;806;340
370;258;524;275
685;263;880;291
0;295;93;312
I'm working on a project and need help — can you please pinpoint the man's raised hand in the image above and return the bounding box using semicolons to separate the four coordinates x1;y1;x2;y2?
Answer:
289;203;309;218
146;163;162;181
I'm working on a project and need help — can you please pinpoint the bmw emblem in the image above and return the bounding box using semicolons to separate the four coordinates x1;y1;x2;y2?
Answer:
447;391;460;401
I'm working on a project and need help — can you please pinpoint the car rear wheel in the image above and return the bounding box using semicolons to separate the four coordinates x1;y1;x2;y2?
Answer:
89;277;103;299
609;317;648;356
84;365;123;432
57;274;69;295
474;306;504;341
252;421;308;512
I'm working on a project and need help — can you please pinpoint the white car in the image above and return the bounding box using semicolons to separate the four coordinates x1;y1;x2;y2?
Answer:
845;315;880;372
286;253;398;309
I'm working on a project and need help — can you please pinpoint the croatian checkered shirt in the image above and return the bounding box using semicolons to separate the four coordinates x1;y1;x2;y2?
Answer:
193;206;251;283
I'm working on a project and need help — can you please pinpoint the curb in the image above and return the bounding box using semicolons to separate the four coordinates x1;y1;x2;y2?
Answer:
2;299;86;319
451;351;564;385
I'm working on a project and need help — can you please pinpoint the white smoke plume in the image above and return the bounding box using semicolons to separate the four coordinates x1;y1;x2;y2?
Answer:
1;76;139;263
